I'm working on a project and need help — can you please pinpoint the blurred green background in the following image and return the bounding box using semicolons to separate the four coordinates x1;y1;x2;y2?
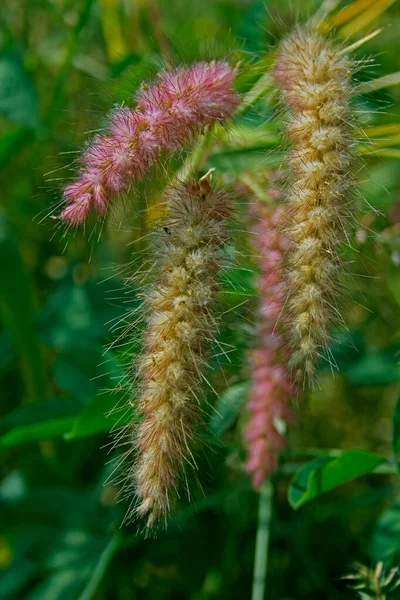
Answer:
1;0;400;598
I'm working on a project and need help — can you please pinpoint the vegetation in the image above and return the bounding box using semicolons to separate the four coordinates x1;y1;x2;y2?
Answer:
1;0;400;598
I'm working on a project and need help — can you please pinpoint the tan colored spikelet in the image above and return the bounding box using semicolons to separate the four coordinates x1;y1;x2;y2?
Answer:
344;562;400;599
132;175;231;528
274;28;356;384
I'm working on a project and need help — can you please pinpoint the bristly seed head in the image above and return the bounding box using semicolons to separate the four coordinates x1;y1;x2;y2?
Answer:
129;176;232;527
274;27;356;385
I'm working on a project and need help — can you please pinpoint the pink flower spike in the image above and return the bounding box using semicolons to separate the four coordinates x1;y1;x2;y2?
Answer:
59;61;238;226
243;197;293;490
109;107;139;140
92;185;109;215
61;194;91;225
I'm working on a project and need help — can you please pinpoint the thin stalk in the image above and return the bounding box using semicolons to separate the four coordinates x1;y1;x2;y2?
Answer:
176;66;275;182
251;479;273;600
177;129;215;181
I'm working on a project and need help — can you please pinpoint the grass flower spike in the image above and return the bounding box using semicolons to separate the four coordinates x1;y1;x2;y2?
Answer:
61;62;238;225
131;174;231;527
245;201;292;489
274;28;356;384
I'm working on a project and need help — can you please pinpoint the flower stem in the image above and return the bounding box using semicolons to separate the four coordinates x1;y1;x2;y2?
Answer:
251;479;273;600
177;67;274;183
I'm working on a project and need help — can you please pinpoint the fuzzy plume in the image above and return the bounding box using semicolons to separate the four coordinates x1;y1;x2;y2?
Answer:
244;200;292;489
130;175;231;527
274;28;355;384
61;62;238;225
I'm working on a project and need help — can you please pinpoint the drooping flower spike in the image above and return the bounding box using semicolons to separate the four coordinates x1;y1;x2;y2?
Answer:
128;174;232;527
274;28;356;384
61;62;238;225
244;199;293;489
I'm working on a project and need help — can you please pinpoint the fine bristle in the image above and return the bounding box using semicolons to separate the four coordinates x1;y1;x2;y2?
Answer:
274;28;356;385
131;177;232;527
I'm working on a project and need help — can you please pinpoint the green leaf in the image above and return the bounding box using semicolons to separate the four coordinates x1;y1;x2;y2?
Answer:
25;565;93;600
206;148;283;174
0;126;34;169
0;417;76;448
0;209;44;400
0;51;39;129
0;470;27;502
209;382;249;437
38;278;128;349
346;353;400;386
370;501;400;564
0;397;81;434
77;532;122;600
54;342;110;400
65;390;131;440
0;397;83;447
63;349;131;440
328;330;365;373
288;450;386;509
217;124;278;151
239;0;267;53
0;559;36;600
220;265;256;299
4;485;101;530
0;331;15;370
21;530;116;600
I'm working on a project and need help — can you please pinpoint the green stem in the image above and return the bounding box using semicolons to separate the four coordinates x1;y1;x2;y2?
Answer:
309;0;342;26
177;129;215;181
251;479;273;600
78;531;122;600
238;71;273;117
176;66;275;182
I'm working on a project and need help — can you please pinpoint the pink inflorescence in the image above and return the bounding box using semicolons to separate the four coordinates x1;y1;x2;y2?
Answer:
61;62;238;225
244;201;292;489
